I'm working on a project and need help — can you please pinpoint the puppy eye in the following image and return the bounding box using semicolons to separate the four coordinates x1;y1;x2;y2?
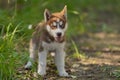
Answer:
59;21;64;29
60;24;64;29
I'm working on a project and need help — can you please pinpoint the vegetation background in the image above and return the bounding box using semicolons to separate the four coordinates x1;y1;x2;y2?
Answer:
0;0;120;80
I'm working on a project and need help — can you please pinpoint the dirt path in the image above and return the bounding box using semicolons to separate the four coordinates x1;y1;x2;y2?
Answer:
66;32;120;80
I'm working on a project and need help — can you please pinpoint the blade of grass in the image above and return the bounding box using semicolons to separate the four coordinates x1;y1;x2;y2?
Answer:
71;40;86;59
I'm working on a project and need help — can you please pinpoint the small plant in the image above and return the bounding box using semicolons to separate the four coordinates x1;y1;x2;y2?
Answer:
112;70;120;79
71;40;86;60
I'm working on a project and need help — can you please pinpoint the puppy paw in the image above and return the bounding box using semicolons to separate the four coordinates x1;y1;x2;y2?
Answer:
37;70;46;76
24;61;32;69
59;72;69;77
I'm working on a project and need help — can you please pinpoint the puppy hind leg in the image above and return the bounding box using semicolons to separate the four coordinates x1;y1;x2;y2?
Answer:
25;40;37;69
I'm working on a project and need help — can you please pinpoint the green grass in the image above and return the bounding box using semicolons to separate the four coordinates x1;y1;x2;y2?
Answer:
0;23;29;80
112;70;120;79
0;0;120;79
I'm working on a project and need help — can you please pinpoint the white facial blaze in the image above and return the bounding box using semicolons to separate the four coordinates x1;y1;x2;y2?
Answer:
57;19;60;22
59;21;63;26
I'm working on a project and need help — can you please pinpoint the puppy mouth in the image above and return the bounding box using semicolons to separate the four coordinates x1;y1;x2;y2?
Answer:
55;37;63;42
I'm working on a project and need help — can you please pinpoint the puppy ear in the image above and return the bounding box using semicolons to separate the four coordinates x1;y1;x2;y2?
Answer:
61;5;67;19
44;9;51;22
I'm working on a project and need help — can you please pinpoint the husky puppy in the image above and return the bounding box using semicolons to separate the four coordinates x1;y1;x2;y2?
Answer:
25;6;68;76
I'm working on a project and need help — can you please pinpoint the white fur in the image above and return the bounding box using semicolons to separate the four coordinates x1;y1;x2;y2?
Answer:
25;61;32;69
55;48;68;76
42;41;65;50
38;50;47;76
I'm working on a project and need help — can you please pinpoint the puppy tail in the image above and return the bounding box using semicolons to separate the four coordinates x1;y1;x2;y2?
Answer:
28;24;33;29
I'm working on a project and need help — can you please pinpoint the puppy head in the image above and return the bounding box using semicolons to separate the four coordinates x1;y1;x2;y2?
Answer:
44;5;67;42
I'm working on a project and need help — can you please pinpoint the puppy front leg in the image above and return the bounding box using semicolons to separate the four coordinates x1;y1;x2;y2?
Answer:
37;50;47;76
55;49;69;76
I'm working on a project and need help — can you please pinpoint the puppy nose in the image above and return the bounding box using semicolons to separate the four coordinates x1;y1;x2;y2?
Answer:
57;32;62;37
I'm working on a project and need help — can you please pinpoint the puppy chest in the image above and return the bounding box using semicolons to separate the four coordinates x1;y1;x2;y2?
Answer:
42;41;65;51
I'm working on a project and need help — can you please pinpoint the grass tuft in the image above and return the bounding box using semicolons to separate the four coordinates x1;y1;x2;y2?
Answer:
71;40;86;60
0;23;27;80
112;70;120;79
